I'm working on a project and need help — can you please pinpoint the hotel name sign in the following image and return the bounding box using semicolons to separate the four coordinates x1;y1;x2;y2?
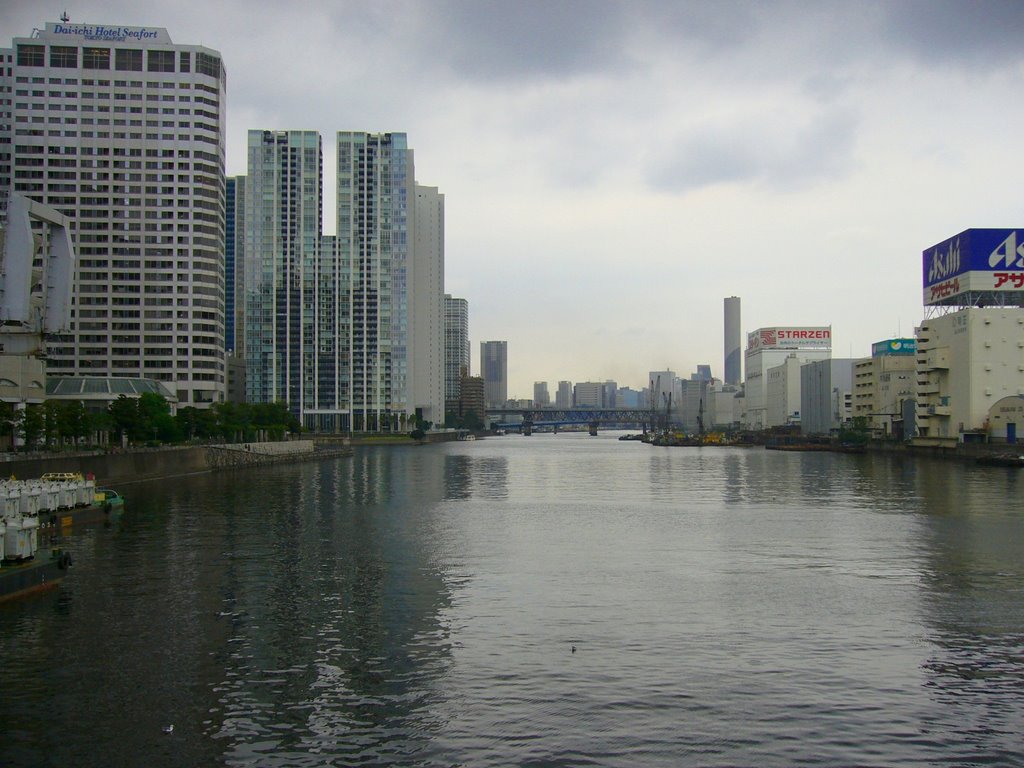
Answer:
42;22;172;45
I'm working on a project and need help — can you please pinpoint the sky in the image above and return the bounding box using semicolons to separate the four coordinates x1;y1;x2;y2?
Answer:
7;1;1024;398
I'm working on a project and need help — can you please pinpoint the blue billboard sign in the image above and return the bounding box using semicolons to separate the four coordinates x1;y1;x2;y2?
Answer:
922;228;1024;306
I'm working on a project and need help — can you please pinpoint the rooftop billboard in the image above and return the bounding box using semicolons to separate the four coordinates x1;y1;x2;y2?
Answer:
871;338;916;357
923;229;1024;306
746;327;831;352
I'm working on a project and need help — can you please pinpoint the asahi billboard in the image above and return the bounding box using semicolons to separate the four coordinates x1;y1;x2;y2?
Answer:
923;228;1024;306
746;326;832;351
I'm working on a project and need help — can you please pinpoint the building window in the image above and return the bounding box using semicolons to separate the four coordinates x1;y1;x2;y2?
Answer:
147;50;175;73
196;52;220;79
179;51;191;72
115;49;143;72
50;46;78;67
17;44;45;66
83;47;110;69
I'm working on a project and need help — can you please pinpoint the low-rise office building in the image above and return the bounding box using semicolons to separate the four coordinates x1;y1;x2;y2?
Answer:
853;339;916;438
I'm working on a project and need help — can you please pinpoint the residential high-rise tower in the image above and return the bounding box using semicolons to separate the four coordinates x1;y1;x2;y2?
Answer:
242;130;441;433
444;295;469;415
243;130;323;420
481;340;507;408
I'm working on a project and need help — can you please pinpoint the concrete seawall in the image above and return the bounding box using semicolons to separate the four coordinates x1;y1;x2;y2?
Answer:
1;441;352;486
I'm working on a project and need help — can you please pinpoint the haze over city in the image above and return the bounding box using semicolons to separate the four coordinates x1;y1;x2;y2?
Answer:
7;0;1022;397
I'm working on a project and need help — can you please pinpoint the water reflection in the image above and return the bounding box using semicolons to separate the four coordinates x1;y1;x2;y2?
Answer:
2;439;1023;766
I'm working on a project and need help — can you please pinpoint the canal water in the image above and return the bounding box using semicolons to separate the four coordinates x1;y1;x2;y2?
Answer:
2;434;1023;766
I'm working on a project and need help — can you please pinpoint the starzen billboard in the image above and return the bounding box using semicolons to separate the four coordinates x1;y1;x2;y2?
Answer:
923;228;1024;306
746;327;831;351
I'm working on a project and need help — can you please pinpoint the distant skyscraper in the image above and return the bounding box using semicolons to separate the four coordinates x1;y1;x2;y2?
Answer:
3;20;228;406
481;341;508;408
724;297;742;385
556;381;572;409
533;381;550;407
444;295;469;414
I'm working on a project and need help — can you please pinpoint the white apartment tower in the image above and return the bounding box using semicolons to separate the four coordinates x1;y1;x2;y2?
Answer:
412;185;444;425
2;21;228;406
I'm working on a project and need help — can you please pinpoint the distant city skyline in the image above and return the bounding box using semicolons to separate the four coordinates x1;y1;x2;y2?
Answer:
4;2;1023;400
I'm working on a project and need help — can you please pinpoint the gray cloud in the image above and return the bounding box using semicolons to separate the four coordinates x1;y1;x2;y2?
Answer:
647;106;859;194
879;0;1024;68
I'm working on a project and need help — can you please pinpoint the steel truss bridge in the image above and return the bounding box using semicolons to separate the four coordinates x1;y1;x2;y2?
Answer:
486;407;655;431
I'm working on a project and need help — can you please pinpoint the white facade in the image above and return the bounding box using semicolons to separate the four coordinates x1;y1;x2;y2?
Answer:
4;21;228;407
411;185;444;425
987;395;1024;444
703;383;740;429
915;308;1024;442
744;328;832;429
765;355;802;427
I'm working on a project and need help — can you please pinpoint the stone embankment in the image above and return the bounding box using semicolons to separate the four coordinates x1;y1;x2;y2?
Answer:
206;440;352;470
1;440;353;486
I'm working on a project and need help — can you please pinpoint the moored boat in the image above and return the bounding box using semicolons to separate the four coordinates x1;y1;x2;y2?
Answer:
4;474;124;530
1;493;73;603
0;548;71;603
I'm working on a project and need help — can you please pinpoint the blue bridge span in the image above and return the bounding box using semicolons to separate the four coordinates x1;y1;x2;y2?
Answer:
486;407;654;432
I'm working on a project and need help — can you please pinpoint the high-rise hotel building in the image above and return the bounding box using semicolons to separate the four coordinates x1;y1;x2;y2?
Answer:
1;21;227;406
243;130;443;432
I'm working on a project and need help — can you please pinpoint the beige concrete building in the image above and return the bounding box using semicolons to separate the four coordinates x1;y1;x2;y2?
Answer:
915;308;1024;444
765;354;803;427
853;339;917;438
987;395;1024;445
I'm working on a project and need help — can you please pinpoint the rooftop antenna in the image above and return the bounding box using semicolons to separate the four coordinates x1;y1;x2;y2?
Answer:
60;11;70;22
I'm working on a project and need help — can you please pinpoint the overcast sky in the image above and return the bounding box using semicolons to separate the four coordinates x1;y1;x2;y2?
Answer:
8;1;1024;397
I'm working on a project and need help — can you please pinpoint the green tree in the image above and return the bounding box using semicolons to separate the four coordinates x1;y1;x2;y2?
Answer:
135;392;178;444
176;406;219;441
54;400;91;447
42;400;62;448
461;409;484;431
108;395;140;444
14;405;44;450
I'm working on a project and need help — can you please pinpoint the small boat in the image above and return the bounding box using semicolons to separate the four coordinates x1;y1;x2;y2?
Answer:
4;474;124;530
